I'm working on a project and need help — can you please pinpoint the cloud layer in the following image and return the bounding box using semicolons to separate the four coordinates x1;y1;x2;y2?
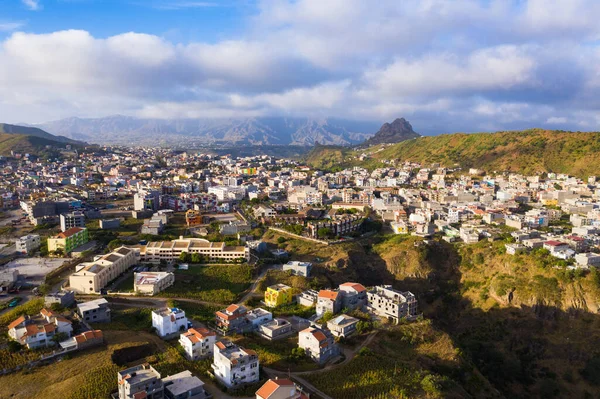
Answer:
2;0;600;134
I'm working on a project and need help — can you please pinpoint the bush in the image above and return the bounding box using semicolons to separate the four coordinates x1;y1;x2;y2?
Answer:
277;236;287;244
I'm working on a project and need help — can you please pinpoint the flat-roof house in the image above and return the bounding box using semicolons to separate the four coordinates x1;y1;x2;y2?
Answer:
134;272;175;296
212;340;259;388
117;363;163;399
163;370;211;399
152;308;189;338
77;298;111;323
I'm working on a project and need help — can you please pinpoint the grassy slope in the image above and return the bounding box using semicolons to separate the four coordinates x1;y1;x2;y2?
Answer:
306;129;600;177
0;123;79;144
266;230;600;398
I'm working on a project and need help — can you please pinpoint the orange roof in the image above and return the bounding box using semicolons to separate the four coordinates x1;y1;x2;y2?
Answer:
244;348;257;356
8;315;26;330
225;304;240;313
340;282;366;292
215;341;226;350
256;379;295;399
318;290;338;300
56;227;85;239
311;330;327;342
132;392;147;399
183;327;216;343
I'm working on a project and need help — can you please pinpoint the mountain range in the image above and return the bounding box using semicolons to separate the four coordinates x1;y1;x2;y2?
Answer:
32;116;383;146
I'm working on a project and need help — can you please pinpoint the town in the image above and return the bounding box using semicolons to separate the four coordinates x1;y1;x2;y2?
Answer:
0;145;599;398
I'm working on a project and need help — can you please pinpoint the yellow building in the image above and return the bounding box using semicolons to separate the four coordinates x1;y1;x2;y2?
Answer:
264;284;293;308
48;227;89;254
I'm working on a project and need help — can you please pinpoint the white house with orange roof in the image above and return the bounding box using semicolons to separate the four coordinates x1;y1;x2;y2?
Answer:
215;304;251;334
298;326;339;364
339;282;367;310
316;290;342;316
255;378;309;399
179;327;217;360
212;339;260;388
8;308;73;349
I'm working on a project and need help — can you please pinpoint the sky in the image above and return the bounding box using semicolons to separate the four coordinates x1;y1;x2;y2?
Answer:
1;0;600;135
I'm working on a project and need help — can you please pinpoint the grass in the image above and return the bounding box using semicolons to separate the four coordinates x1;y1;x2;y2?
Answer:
0;298;45;329
231;334;320;372
90;307;152;331
161;264;253;304
169;300;221;324
111;272;134;292
0;330;165;399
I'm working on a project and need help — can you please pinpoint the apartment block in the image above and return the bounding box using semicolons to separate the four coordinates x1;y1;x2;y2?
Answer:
366;285;418;324
215;304;251;334
316;290;342;316
60;211;85;232
140;238;250;264
15;234;41;254
212;340;260;388
48;227;89;254
117;363;164;399
77;298;111;323
69;247;138;293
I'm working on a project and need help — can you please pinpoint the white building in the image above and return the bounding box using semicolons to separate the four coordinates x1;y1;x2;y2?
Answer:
60;211;85;232
298;326;339;364
15;234;41;254
152;307;189;338
246;308;273;329
134;272;175;295
8;309;73;349
69;247;138;293
212;340;260;388
282;261;312;277
366;285;418;324
256;378;308;399
140;237;250;263
575;253;600;267
179;327;217;360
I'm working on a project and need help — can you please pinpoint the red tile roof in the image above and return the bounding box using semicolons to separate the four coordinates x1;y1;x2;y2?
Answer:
318;290;338;300
56;227;85;239
340;282;366;292
7;315;26;330
256;379;295;399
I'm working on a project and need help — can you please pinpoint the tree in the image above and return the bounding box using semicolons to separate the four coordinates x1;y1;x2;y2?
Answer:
277;236;287;244
317;227;332;239
191;253;202;264
52;332;68;344
108;239;125;251
320;311;334;323
7;341;23;353
289;347;305;362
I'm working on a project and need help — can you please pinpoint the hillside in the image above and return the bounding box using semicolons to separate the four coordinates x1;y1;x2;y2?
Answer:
306;129;600;177
34;116;379;146
0;133;70;157
264;230;600;398
0;123;81;145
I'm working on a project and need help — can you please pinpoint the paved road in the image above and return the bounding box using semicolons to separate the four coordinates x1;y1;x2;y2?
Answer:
237;264;280;305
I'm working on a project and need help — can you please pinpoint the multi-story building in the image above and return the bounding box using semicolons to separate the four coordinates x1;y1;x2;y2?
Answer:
257;318;294;341
179;327;217;360
8;309;73;349
15;234;41;254
44;290;75;307
69;247;138;293
134;272;175;295
77;298;111;323
282;261;312;277
366;285;418;324
117;363;164;399
264;284;293;308
298;289;318;307
59;211;85;232
298;326;339;364
163;370;211;399
327;314;359;338
212;340;260;388
134;190;160;212
140;238;250;264
215;304;251;334
48;227;89;254
316;290;342;316
152;308;189;338
246;308;273;329
339;282;367;311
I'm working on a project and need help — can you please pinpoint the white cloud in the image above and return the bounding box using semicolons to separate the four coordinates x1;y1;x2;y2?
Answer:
2;0;600;134
21;0;41;11
0;21;25;32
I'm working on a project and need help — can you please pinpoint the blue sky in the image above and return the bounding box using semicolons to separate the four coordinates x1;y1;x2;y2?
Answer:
1;0;600;135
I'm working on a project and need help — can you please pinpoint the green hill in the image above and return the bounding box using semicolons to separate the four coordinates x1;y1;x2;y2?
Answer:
0;123;81;145
306;129;600;177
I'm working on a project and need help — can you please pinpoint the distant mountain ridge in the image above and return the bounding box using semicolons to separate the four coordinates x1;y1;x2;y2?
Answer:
363;118;420;146
33;116;381;146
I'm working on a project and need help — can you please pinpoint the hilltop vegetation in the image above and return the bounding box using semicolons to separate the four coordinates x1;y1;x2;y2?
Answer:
0;123;85;157
265;230;600;398
306;129;600;177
